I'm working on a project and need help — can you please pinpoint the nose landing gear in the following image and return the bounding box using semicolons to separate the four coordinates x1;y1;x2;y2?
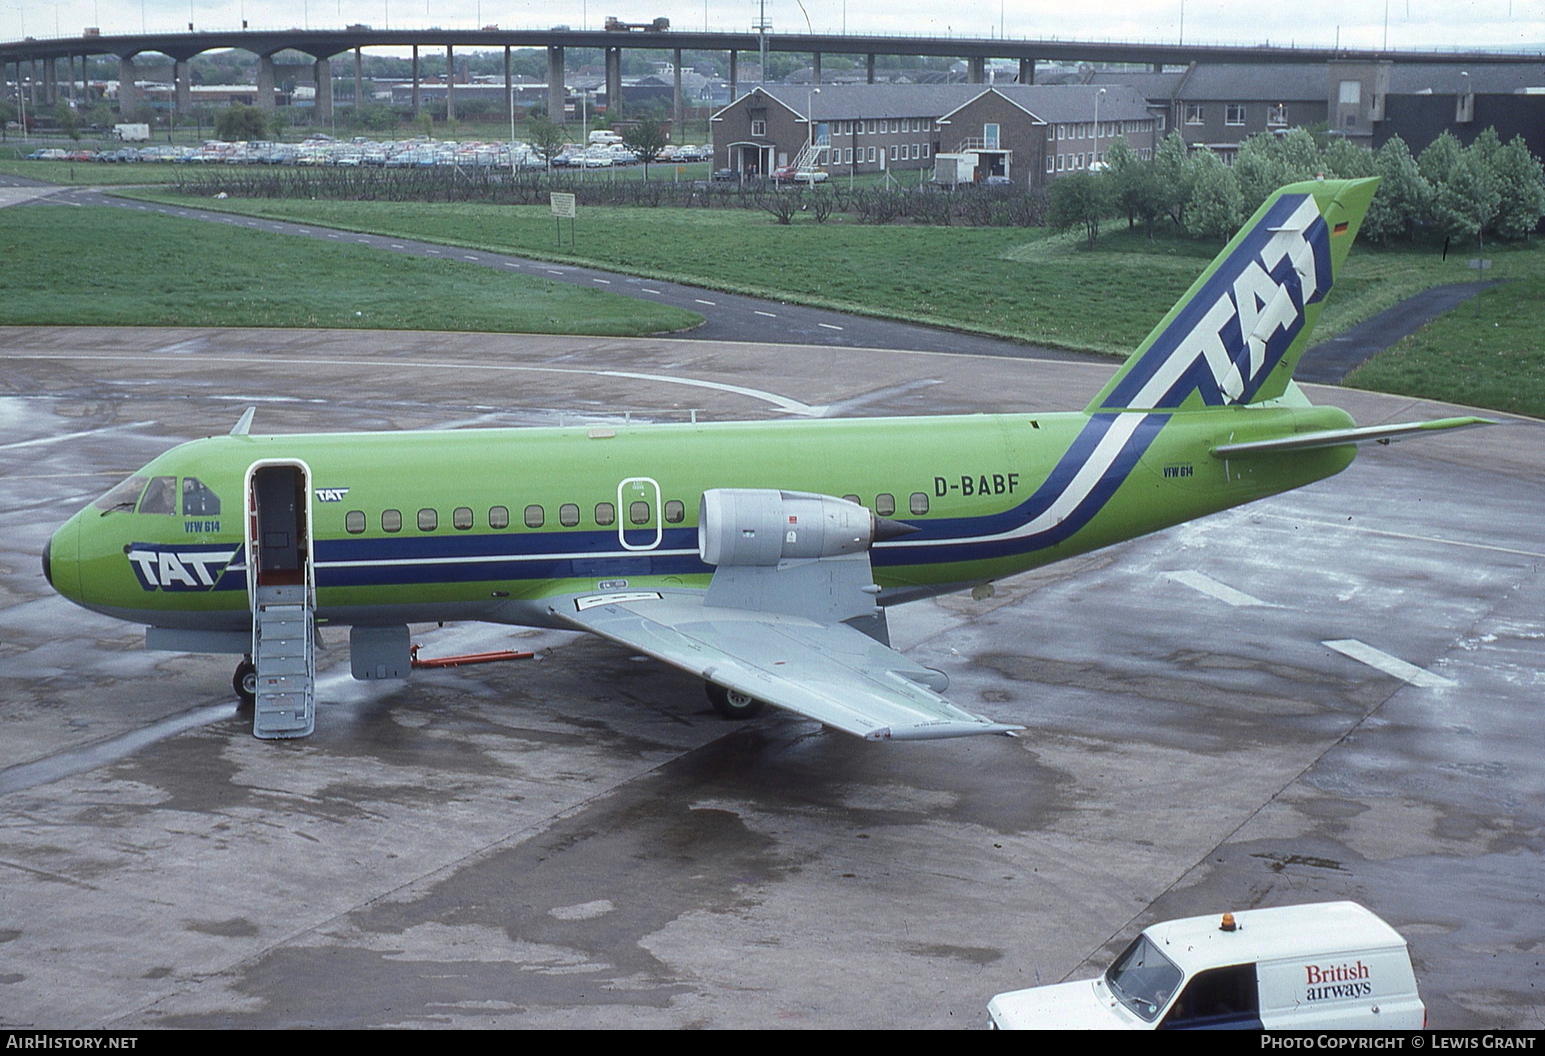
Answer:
233;656;256;712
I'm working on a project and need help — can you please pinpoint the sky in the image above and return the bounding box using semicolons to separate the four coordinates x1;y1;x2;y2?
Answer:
3;0;1544;53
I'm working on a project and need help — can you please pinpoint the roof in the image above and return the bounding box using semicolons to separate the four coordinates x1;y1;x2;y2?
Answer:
1388;62;1545;94
716;83;1153;124
1177;63;1330;102
1141;902;1407;976
1086;69;1186;99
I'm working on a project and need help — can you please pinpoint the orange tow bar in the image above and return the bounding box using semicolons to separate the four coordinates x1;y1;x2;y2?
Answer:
409;644;535;669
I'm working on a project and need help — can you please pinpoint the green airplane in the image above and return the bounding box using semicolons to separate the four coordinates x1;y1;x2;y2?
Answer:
43;178;1490;741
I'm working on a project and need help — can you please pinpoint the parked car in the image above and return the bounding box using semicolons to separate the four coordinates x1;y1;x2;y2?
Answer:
772;165;828;184
711;167;738;181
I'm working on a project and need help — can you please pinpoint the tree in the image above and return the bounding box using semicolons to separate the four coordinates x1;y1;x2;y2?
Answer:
1103;136;1167;239
1048;171;1112;249
1487;134;1545;240
1184;148;1244;242
1417;130;1463;187
0;100;14;141
525;115;569;171
1152;130;1194;229
1361;136;1430;243
215;102;267;142
620;119;669;179
1430;150;1499;249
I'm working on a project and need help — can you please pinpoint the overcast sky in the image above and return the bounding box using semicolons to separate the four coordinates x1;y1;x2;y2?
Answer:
4;0;1543;53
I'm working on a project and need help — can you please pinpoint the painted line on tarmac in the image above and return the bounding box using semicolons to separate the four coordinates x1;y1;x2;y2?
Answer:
1323;639;1456;688
1259;513;1545;561
0;701;239;797
1165;570;1271;608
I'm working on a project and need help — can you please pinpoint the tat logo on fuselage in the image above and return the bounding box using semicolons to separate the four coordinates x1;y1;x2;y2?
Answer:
315;487;350;503
127;542;241;591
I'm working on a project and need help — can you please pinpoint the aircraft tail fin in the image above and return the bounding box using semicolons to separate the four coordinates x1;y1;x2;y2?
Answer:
1086;177;1379;414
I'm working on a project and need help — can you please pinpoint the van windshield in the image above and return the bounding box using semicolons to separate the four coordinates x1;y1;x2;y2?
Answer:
1104;935;1183;1022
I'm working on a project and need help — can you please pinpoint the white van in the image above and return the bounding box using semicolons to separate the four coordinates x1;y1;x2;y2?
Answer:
987;902;1425;1030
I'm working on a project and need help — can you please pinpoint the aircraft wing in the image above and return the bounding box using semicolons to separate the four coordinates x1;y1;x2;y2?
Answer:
550;590;1022;741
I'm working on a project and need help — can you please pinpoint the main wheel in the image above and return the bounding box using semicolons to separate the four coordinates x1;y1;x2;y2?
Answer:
705;681;764;720
233;658;256;712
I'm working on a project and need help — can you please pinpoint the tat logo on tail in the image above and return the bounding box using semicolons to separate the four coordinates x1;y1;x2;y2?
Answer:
1101;193;1332;411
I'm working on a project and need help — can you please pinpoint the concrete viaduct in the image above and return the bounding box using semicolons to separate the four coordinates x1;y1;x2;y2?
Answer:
5;27;1542;129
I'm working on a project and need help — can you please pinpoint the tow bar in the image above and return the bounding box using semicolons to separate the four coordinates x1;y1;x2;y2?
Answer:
409;644;535;669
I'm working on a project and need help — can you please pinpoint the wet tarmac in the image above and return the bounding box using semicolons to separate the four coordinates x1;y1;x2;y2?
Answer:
1;326;1541;1028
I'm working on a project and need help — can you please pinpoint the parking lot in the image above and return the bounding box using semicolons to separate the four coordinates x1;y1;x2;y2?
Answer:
1;327;1541;1028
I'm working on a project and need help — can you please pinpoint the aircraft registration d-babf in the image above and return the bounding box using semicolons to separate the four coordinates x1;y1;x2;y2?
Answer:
44;178;1489;741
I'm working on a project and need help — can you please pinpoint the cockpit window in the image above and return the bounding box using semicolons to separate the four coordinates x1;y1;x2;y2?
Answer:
136;476;178;515
181;477;221;516
1104;935;1183;1022
92;475;148;513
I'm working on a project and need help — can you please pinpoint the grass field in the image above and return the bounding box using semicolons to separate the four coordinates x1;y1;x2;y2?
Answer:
1345;275;1545;418
118;189;1545;364
0;204;700;336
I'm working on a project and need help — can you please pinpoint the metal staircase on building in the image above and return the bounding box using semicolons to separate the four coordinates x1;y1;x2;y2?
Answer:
252;583;315;739
791;136;828;175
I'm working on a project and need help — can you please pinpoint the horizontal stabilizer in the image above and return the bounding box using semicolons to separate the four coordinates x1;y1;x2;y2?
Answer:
1211;416;1497;458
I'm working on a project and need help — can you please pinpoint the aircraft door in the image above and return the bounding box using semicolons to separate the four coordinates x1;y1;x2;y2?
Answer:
617;476;662;551
249;463;310;588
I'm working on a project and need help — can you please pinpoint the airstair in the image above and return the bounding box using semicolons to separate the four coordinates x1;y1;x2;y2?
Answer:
252;584;315;738
247;462;316;739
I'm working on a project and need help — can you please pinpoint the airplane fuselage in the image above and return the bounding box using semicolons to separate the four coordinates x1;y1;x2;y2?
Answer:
47;403;1357;633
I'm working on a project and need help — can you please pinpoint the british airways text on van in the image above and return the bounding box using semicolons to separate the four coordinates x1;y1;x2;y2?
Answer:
987;902;1424;1030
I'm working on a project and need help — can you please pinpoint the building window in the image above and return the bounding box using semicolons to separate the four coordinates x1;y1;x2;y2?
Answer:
1056;153;1064;171
1338;80;1361;105
921;142;929;158
1046;154;1055;172
1225;103;1246;126
1184;104;1204;125
1055;124;1065;140
1268;103;1287;126
844;147;852;163
890;144;898;160
868;146;876;162
750;119;766;136
983;122;1000;149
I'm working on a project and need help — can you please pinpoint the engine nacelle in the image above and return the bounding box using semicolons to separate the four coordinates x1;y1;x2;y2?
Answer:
698;489;875;567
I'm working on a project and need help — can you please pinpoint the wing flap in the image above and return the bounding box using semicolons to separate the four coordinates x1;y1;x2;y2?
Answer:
552;592;1021;741
1211;416;1497;458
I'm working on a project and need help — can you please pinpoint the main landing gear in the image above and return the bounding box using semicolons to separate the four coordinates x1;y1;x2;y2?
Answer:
234;656;256;712
705;681;765;720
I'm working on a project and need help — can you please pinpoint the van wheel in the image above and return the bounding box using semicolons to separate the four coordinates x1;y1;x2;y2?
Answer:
233;658;256;712
705;682;764;720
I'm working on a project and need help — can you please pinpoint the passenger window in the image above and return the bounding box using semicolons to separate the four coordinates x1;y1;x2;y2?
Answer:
524;504;544;528
664;499;685;524
909;492;929;516
93;475;149;512
181;477;221;515
559;503;580;527
345;510;366;534
629;501;650;525
595;502;616;526
842;494;860;505
417;508;437;531
875;493;896;517
137;475;178;515
453;506;473;530
489;505;510;529
382;509;402;533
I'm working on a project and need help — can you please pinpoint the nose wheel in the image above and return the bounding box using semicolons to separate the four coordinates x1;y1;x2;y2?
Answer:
233;657;256;712
705;681;764;720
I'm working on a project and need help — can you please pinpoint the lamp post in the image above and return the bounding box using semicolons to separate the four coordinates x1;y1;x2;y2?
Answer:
807;85;820;173
1093;87;1105;170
